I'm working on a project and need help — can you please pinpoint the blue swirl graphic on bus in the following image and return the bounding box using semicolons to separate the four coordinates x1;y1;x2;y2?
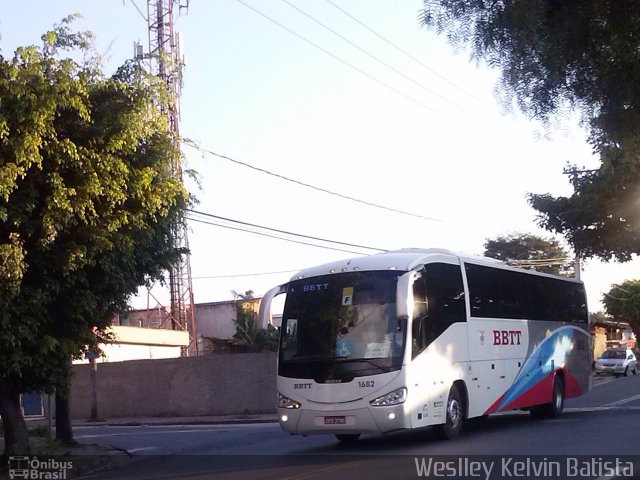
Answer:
496;326;578;411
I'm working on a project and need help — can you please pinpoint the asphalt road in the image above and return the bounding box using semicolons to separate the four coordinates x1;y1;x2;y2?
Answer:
76;374;640;480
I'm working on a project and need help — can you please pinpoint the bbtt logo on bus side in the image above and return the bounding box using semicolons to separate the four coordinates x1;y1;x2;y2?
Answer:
492;329;522;345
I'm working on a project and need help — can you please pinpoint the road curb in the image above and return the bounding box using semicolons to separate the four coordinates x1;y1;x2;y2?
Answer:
72;417;279;428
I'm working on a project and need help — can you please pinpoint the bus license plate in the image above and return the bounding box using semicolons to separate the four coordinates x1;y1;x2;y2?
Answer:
324;416;346;425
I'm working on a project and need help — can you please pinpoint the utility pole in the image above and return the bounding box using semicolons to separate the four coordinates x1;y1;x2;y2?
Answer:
144;0;197;355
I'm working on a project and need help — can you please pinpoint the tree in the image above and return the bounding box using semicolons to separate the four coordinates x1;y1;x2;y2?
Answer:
229;294;279;352
483;233;573;276
0;18;189;456
602;280;640;345
232;289;255;300
420;1;640;261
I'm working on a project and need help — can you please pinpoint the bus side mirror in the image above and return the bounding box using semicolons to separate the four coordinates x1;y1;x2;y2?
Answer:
396;269;422;320
258;284;288;329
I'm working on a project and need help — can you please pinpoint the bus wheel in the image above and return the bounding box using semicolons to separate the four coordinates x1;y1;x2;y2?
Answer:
434;386;464;440
335;434;360;443
548;375;564;417
542;375;564;418
532;375;564;419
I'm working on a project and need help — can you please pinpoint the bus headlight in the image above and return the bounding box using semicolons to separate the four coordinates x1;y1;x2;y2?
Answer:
369;387;407;406
278;392;301;409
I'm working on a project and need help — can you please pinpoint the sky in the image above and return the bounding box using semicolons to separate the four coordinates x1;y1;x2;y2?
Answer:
1;0;639;313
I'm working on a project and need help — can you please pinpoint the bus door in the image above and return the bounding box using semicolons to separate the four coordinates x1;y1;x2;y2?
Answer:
408;263;468;427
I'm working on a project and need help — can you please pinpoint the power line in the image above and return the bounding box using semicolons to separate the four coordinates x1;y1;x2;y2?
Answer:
182;139;445;223
192;269;298;279
188;216;372;255
187;216;383;256
324;0;496;112
188;209;387;252
234;0;458;124
126;0;148;21
508;257;570;265
282;0;474;117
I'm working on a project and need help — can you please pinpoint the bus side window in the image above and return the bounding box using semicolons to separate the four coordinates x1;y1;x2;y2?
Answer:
424;263;466;347
412;263;465;358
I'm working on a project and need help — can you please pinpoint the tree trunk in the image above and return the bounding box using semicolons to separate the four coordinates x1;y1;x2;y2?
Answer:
55;392;75;445
55;357;76;446
629;321;640;352
0;378;30;458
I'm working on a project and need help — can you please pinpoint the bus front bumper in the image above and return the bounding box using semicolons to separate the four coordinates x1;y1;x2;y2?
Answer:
277;404;410;435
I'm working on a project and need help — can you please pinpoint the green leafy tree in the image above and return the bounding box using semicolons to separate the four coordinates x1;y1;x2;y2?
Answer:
602;280;640;345
589;311;610;325
483;233;573;276
421;1;640;261
229;299;279;352
0;17;189;456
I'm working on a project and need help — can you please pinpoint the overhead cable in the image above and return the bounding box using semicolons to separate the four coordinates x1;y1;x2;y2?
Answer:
188;209;387;252
192;269;299;279
126;0;148;21
234;0;457;123
188;216;374;255
182;139;444;223
324;0;496;111
188;216;384;256
282;0;474;117
508;257;570;265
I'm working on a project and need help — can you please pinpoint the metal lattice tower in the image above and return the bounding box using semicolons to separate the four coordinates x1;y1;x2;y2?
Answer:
146;0;197;355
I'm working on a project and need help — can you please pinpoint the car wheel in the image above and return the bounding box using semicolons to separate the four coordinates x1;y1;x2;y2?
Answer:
434;385;464;440
633;365;637;375
624;366;629;377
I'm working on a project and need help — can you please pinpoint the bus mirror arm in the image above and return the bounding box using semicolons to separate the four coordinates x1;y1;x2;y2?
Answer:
396;269;423;321
258;284;288;329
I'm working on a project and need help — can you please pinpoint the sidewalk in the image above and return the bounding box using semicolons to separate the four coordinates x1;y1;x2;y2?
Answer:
1;414;279;478
70;413;279;427
21;412;278;429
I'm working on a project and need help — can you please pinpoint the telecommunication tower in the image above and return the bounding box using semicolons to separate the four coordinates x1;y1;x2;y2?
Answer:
144;0;197;355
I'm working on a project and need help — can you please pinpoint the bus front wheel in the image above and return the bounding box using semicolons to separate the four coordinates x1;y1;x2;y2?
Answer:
434;385;464;440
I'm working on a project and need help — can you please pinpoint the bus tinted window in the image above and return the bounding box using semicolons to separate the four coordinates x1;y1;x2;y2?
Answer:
465;263;587;323
467;265;501;318
413;263;466;357
425;263;466;327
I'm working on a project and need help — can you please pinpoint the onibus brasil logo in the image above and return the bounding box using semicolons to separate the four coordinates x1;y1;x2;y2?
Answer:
8;456;73;480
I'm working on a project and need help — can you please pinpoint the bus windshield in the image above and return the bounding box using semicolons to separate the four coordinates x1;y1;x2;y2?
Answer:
279;270;405;380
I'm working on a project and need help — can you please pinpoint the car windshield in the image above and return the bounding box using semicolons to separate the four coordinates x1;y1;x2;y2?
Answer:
601;350;626;360
278;270;405;380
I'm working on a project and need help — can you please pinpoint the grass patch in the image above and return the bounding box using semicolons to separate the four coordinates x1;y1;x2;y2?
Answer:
27;427;62;455
29;425;52;438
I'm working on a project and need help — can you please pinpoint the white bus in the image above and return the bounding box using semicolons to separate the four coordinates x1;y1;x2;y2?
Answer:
258;248;590;442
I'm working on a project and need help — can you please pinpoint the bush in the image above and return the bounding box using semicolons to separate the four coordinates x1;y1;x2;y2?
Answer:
228;302;279;352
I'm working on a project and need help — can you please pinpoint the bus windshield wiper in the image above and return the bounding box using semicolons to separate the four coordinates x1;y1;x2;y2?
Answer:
334;358;393;372
286;354;334;362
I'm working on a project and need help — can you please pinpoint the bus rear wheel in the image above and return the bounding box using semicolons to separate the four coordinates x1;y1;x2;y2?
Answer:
335;433;360;443
530;374;564;419
434;385;464;440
